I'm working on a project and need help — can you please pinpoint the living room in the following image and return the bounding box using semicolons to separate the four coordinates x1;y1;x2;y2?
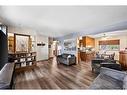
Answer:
0;6;127;90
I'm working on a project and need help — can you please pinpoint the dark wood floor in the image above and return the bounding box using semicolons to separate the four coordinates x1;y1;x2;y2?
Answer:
15;57;97;89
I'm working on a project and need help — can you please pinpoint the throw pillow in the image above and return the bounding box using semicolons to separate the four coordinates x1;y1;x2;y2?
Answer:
67;55;71;58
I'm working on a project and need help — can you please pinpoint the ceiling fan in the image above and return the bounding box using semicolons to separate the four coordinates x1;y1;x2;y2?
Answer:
101;34;109;40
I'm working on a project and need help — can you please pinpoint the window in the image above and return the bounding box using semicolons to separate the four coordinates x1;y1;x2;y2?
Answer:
99;45;119;51
99;40;120;51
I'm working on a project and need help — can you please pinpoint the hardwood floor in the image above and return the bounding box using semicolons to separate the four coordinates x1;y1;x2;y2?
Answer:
15;57;97;89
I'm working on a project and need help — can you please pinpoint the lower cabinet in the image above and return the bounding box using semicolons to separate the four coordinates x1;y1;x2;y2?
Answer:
119;51;127;70
80;52;95;62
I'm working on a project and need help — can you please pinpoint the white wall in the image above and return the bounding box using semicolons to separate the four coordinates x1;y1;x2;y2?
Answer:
36;35;49;61
95;35;127;60
8;26;49;61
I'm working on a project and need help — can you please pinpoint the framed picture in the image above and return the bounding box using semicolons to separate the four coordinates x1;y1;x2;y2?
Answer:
14;34;30;52
64;39;76;51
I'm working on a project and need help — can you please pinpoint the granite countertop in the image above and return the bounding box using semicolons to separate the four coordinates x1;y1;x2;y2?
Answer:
79;51;95;54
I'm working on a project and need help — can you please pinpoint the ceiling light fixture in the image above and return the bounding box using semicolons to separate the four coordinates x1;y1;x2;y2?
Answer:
101;34;108;40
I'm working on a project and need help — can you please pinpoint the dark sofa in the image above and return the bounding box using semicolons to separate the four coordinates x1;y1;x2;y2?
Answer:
57;53;76;65
91;58;121;73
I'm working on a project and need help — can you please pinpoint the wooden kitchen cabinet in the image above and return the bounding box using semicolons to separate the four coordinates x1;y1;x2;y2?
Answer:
80;52;95;62
78;36;95;62
80;36;95;47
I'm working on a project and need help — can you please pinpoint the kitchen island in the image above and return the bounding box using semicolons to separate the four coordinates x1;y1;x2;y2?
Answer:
80;51;95;62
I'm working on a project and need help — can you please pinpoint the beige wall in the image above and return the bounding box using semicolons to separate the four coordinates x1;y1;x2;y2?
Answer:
8;26;49;61
95;35;127;60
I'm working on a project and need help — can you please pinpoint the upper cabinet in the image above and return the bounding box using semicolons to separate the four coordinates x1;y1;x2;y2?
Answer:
80;36;95;47
85;36;95;47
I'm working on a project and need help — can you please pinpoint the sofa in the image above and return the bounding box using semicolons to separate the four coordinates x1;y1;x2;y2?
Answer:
0;63;15;89
91;58;121;73
57;53;76;65
89;67;127;89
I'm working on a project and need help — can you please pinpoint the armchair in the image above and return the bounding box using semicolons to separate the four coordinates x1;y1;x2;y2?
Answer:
57;54;76;65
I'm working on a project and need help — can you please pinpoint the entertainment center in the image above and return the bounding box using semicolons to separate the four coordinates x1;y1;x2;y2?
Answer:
8;33;37;73
9;52;36;73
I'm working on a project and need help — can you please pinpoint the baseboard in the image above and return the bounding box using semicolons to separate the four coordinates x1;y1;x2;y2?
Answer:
36;59;49;62
49;57;53;59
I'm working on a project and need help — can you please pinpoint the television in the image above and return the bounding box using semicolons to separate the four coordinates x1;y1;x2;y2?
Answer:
0;29;8;70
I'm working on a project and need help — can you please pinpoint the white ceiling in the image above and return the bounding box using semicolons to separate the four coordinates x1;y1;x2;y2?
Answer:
0;6;127;37
88;30;127;38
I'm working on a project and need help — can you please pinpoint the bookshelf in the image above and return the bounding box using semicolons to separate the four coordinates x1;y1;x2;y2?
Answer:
8;52;36;73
